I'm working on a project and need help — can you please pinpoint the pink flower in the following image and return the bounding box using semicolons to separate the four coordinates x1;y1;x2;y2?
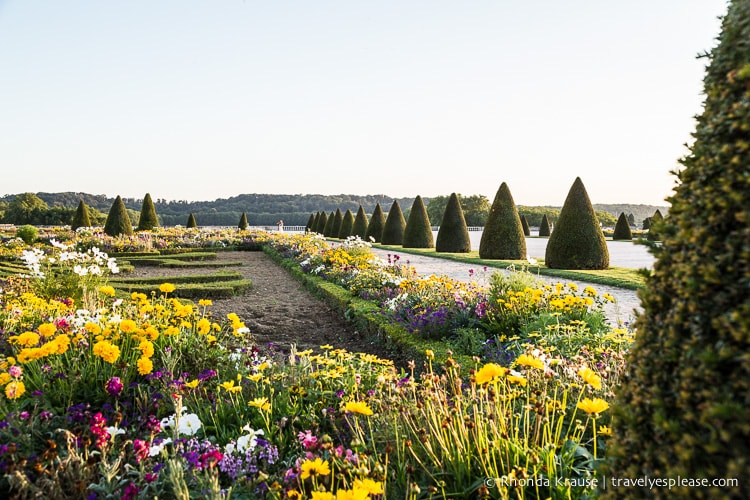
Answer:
133;439;149;463
298;430;318;450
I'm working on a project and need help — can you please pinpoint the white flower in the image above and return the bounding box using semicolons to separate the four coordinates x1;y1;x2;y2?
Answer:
149;438;172;456
106;426;126;438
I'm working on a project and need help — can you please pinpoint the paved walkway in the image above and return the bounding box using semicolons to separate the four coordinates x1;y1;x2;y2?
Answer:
369;248;641;325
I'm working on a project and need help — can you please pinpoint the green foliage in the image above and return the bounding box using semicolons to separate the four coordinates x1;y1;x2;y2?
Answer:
435;193;471;253
520;214;531;236
70;200;92;231
5;193;49;224
136;193;160;231
539;214;551;237
103;196;134;237
627;213;636;226
647;208;664;241
338;209;354;238
427;194;490;226
402;195;434;248
545;177;609;270
365;203;386;242
186;213;198;228
238;212;249;230
331;208;344;238
517;206;559;227
381;200;406;245
612;212;633;240
15;224;38;244
606;3;750;497
312;212;322;233
315;211;328;234
351;205;369;239
305;213;315;232
323;211;336;237
479;182;526;259
642;217;651;230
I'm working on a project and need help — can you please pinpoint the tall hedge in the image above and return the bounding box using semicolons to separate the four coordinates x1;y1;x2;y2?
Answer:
305;213;315;232
103;196;133;237
381;200;407;245
316;211;328;235
365;203;386;243
605;2;749;497
323;212;336;237
402;195;434;249
312;212;322;233
544;177;609;269
186;213;198;228
612;212;633;240
479;182;526;259
351;206;369;239
435;193;471;253
238;212;249;230
338;210;354;238
136;193;159;231
538;214;551;237
331;209;344;238
71;200;92;231
647;209;664;241
520;214;531;236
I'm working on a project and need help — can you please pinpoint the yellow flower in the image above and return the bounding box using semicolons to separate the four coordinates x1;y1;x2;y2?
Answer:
137;357;153;375
516;353;544;370
344;401;373;416
159;283;176;294
10;332;40;347
310;493;333;500
578;367;602;390
220;380;242;393
138;339;155;358
425;349;434;359
164;326;180;336
474;363;508;385
92;340;121;364
196;318;211;335
185;379;199;389
507;374;527;386
38;323;56;338
119;319;138;333
85;322;102;335
0;373;11;386
577;398;610;415
599;425;613;436
249;397;271;411
98;285;116;297
353;478;384;494
320;344;333;350
335;489;369;500
5;381;25;399
300;457;330;480
198;299;213;307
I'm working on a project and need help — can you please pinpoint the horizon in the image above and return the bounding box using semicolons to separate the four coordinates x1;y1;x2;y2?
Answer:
0;1;727;206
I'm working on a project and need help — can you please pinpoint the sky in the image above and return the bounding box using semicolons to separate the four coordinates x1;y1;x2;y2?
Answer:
0;0;729;207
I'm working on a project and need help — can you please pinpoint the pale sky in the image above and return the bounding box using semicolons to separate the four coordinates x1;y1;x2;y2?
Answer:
0;0;728;206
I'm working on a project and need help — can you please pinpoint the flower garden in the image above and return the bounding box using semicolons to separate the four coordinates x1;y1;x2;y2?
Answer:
0;226;638;499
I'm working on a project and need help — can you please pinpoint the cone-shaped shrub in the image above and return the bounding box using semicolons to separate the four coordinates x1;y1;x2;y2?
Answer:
186;213;198;228
305;213;315;232
381;200;407;245
136;193;159;231
331;209;344;238
402;195;434;248
642;217;651;231
435;193;471;253
479;182;526;259
612;212;633;240
544;178;608;269
316;211;328;235
606;3;749;496
71;200;92;231
647;209;664;241
238;212;249;230
538;214;551;237
323;212;336;237
311;212;322;233
520;214;531;236
351;206;369;239
338;209;355;238
103;196;133;237
365;203;386;242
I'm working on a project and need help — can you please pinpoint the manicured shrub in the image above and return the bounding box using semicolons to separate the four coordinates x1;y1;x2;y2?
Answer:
606;3;749;497
136;193;159;231
402;195;434;248
520;214;531;236
16;224;38;244
339;209;355;238
612;212;633;240
435;193;471;253
186;213;198;228
323;211;336;237
351;205;369;239
642;217;651;231
70;200;92;231
238;212;249;230
479;182;526;259
331;209;344;238
381;200;407;245
544;178;608;269
312;212;322;233
365;203;386;242
316;211;329;235
305;213;315;232
647;209;664;241
627;213;636;226
538;214;551;237
104;195;134;237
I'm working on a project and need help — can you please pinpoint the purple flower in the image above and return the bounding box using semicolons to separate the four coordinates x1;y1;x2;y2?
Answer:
105;377;124;398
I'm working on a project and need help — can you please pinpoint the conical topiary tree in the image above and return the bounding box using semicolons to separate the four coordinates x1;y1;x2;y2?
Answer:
331;209;344;238
544;177;608;269
136;193;159;231
612;212;633;240
323;212;336;237
338;209;355;239
520;214;531;236
305;213;315;232
238;212;249;230
186;213;198;228
435;193;471;253
316;211;328;235
402;195;434;248
479;182;526;259
103;196;134;237
538;214;551;237
381;200;407;245
365;203;386;243
647;209;664;241
351;206;369;239
642;217;651;231
311;212;322;233
605;2;749;497
71;200;92;231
